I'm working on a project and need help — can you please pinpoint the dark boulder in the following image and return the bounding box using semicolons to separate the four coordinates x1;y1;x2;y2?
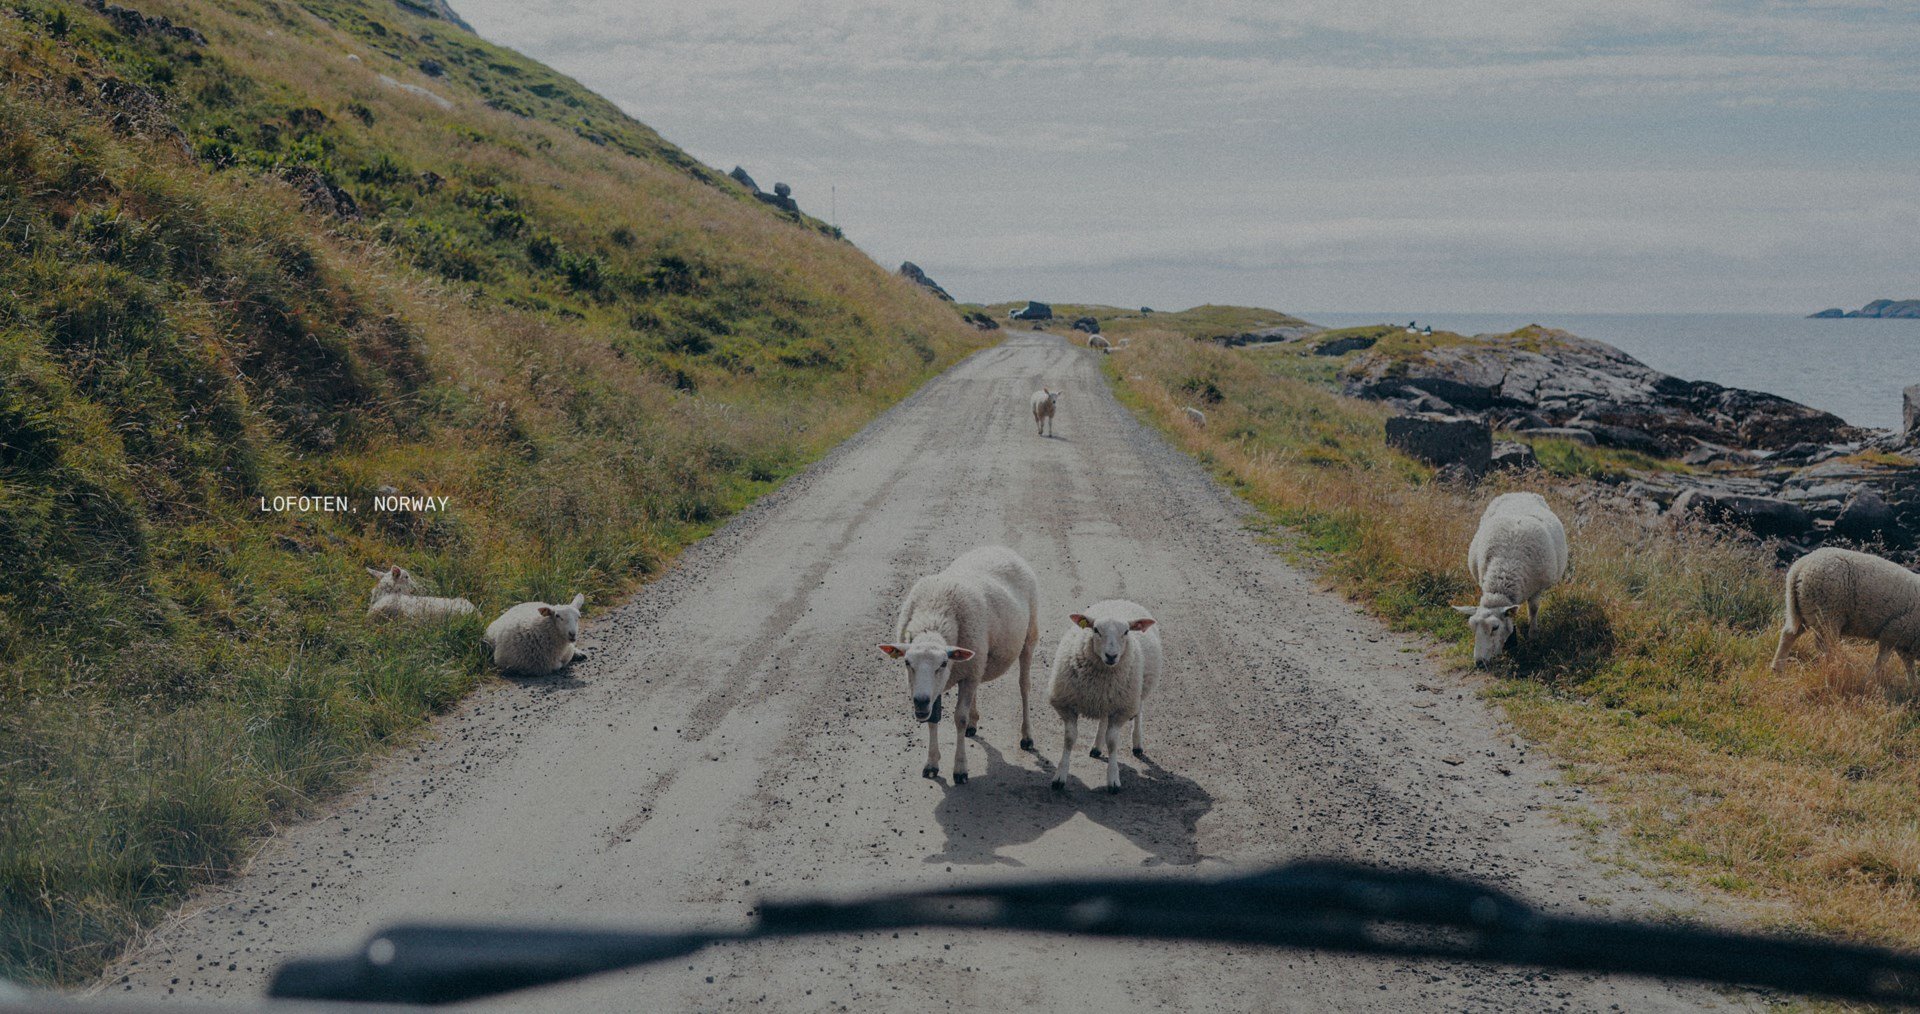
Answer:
1671;489;1812;540
1905;384;1920;443
1833;490;1902;545
729;166;760;192
1313;334;1378;356
419;58;446;77
280;166;360;220
1009;301;1053;321
1385;414;1491;477
897;262;953;301
1071;316;1100;334
961;311;999;331
1491;440;1539;472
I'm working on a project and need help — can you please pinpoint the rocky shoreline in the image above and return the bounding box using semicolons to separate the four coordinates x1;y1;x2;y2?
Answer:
1300;324;1919;561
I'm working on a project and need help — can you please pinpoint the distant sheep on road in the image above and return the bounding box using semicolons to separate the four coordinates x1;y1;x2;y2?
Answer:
1455;492;1567;665
878;546;1040;784
1031;388;1061;437
1772;547;1920;677
485;594;589;676
1047;600;1162;794
365;565;476;621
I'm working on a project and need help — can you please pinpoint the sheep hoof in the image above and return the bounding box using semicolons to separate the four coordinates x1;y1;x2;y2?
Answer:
965;726;977;738
1020;738;1034;751
1050;779;1066;793
922;765;939;779
1089;748;1103;759
1105;785;1122;795
953;771;968;785
1132;748;1145;759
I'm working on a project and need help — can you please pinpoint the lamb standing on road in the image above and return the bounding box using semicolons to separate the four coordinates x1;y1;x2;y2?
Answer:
1771;546;1920;677
1047;600;1162;794
1031;388;1061;437
1455;492;1568;665
365;565;476;621
878;546;1040;784
485;594;589;676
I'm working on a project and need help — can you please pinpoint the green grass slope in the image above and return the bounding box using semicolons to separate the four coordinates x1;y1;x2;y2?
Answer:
0;0;986;984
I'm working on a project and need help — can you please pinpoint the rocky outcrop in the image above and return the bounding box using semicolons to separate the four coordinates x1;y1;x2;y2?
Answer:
961;311;999;331
280;166;361;220
1071;316;1100;334
1313;334;1377;356
1810;299;1920;319
1671;489;1812;541
1009;301;1052;321
1342;326;1864;455
85;0;206;43
897;262;952;301
1385;414;1490;477
1213;324;1322;347
727;167;799;213
1905;385;1920;443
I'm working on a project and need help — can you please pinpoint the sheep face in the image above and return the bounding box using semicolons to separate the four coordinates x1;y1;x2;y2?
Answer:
367;565;416;600
1072;613;1156;666
1455;604;1520;665
878;642;975;723
538;593;587;644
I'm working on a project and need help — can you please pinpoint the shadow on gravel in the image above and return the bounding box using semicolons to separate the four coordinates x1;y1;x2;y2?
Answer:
926;740;1214;868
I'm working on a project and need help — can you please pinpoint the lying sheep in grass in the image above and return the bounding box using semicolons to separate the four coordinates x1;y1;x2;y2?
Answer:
1454;492;1567;665
878;546;1040;784
1088;334;1112;353
1182;406;1207;427
1771;547;1920;677
484;594;589;676
365;565;476;621
1031;388;1061;437
1048;600;1161;794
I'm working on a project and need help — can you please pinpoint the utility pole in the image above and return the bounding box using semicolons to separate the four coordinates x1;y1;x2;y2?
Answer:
831;185;837;230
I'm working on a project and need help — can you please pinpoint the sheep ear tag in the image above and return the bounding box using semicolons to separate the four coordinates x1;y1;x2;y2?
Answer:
1071;614;1094;629
878;644;906;659
946;647;975;661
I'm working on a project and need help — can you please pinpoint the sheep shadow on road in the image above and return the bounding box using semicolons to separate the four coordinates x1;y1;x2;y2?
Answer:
925;739;1214;868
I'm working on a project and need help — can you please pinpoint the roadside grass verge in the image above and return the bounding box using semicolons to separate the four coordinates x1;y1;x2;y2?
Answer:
1108;329;1920;947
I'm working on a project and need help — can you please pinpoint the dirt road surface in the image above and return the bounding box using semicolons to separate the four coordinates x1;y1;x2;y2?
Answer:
107;334;1741;1011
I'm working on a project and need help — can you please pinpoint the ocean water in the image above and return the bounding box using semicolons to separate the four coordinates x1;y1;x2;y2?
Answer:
1301;312;1920;432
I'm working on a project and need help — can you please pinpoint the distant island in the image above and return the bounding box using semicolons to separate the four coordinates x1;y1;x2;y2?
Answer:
1809;299;1920;318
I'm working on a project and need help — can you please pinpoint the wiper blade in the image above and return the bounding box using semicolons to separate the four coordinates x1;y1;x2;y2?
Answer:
269;861;1920;1006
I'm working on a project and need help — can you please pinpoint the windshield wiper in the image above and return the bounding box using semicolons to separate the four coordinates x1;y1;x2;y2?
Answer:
269;860;1920;1006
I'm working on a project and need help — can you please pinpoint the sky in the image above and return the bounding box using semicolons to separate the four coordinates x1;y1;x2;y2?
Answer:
452;1;1920;313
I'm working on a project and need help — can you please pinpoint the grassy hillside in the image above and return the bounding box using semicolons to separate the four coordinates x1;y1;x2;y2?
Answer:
0;0;985;984
1108;328;1920;951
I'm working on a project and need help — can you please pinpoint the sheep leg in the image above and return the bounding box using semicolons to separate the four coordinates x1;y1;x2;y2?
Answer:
1104;720;1123;794
923;706;941;780
1090;715;1111;759
966;697;980;738
1131;710;1146;759
1770;625;1800;673
1526;597;1540;636
1052;712;1077;791
1875;642;1894;677
951;683;975;784
1017;638;1035;750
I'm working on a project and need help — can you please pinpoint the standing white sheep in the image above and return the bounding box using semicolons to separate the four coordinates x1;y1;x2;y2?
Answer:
1771;547;1920;677
484;594;589;676
878;546;1040;784
1047;600;1162;794
1454;492;1568;665
1031;388;1061;437
365;565;476;621
1088;335;1112;353
1182;406;1207;427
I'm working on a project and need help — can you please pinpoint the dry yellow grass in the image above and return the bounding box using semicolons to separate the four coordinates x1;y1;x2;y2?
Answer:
1109;328;1920;948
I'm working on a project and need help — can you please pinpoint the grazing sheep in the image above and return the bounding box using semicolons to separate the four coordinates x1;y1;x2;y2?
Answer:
1771;547;1920;677
1182;406;1207;427
1047;600;1161;794
1088;334;1112;353
878;546;1040;784
1454;492;1568;665
365;565;476;621
1117;337;1132;348
484;594;589;676
1031;388;1061;437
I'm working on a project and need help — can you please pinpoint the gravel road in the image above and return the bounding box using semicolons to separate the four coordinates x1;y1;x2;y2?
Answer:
107;333;1741;1011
